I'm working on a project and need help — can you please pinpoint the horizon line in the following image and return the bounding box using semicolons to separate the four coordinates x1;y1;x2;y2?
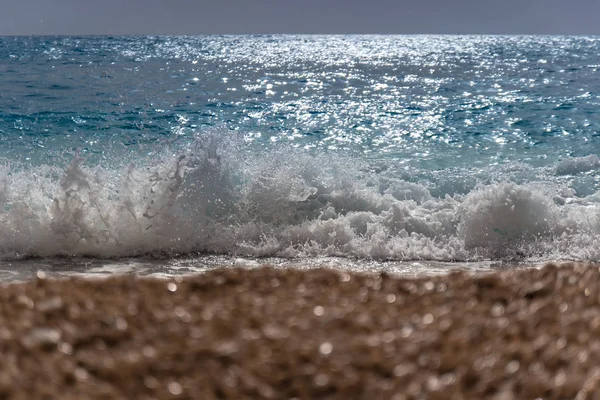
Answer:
1;33;599;38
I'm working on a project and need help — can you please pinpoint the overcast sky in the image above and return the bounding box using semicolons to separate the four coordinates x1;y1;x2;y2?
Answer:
1;0;599;36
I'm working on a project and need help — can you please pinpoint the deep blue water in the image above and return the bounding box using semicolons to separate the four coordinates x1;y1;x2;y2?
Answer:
0;35;600;265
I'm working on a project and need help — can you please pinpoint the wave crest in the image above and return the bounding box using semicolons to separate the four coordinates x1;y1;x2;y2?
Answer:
0;131;598;262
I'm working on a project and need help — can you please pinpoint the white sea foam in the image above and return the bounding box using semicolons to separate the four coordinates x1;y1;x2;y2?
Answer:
555;155;600;176
0;131;598;262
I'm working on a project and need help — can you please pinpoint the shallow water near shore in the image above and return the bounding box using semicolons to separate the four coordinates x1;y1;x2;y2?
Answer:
0;255;545;282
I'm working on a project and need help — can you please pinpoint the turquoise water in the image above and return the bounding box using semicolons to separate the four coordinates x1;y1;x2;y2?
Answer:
0;35;600;273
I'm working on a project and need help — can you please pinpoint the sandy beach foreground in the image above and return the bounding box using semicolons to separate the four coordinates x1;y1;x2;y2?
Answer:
1;263;599;399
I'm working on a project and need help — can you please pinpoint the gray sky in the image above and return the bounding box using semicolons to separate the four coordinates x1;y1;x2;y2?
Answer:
1;0;599;36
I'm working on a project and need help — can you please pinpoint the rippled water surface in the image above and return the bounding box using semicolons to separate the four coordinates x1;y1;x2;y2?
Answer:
3;36;600;166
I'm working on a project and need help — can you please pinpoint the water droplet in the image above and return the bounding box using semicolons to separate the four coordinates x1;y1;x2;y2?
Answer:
313;306;324;316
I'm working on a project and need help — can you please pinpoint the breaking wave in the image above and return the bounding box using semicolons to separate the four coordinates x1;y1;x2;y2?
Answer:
0;130;599;262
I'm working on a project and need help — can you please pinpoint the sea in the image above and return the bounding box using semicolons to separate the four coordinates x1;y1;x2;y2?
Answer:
0;35;599;281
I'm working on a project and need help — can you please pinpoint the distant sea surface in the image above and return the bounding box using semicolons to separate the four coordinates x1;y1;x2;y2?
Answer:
0;35;599;280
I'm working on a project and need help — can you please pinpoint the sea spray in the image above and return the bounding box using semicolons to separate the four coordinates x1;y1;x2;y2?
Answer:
0;131;595;261
459;183;560;258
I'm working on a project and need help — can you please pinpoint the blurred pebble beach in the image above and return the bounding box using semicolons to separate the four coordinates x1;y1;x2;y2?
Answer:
0;262;598;399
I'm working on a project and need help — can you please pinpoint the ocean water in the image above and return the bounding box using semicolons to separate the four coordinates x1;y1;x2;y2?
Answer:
0;35;599;279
